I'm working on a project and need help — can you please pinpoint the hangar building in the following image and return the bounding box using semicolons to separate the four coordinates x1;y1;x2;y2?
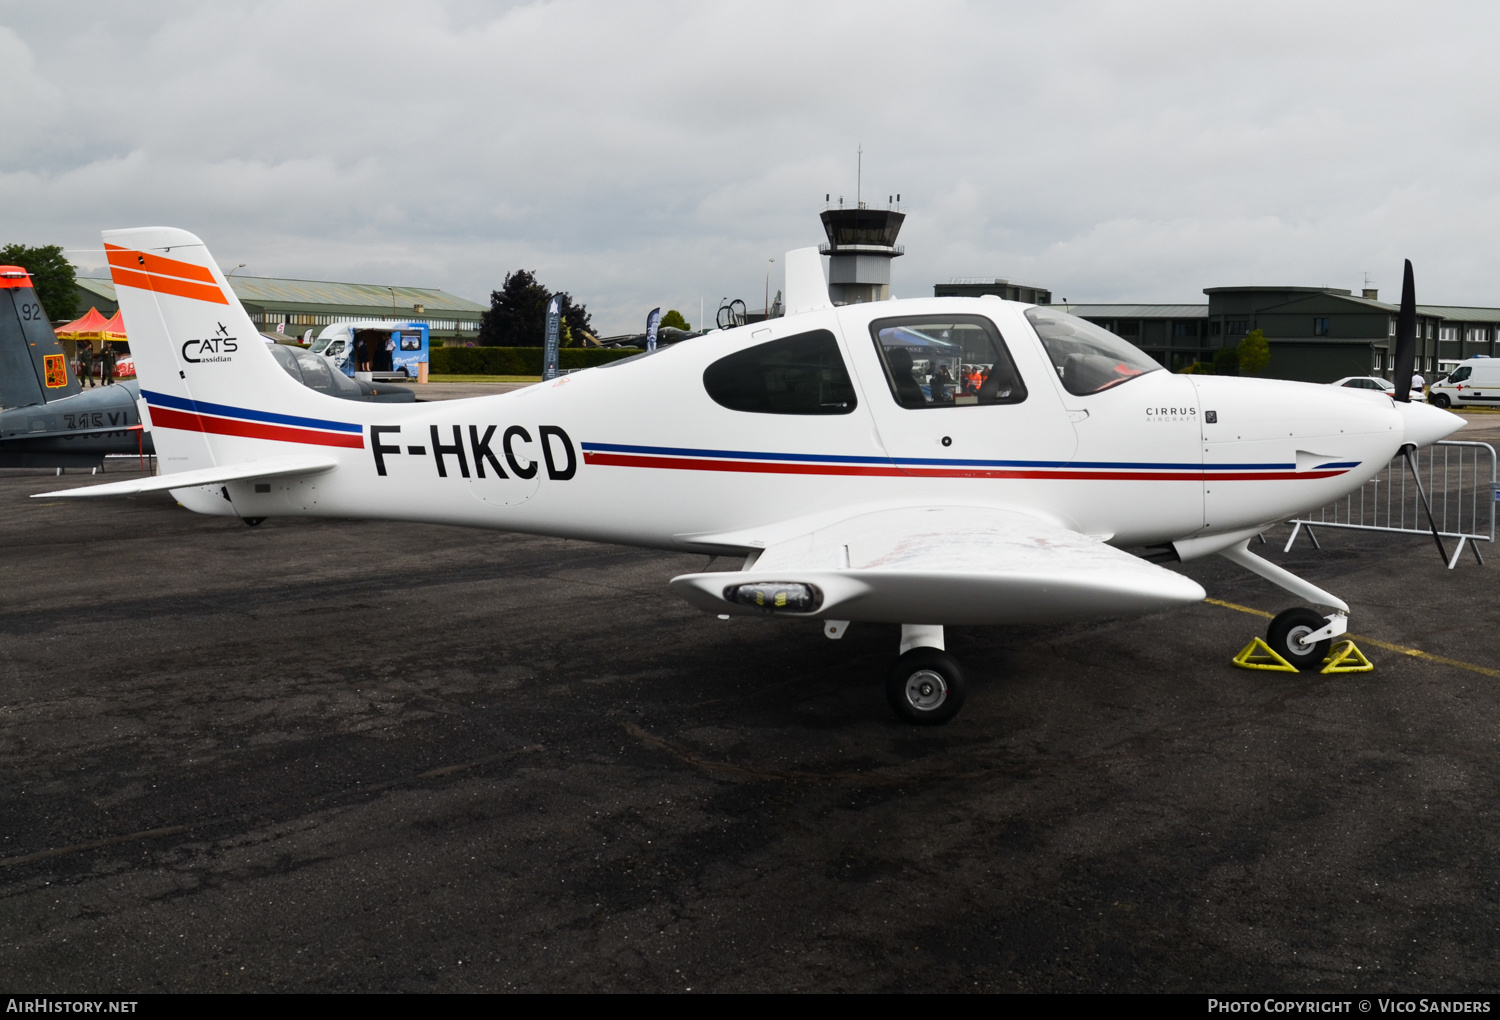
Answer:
944;278;1500;382
74;275;486;346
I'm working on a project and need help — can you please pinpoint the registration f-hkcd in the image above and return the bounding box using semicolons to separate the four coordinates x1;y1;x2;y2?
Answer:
41;228;1460;724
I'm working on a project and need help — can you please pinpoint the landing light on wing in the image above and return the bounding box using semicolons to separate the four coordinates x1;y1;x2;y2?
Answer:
725;581;822;613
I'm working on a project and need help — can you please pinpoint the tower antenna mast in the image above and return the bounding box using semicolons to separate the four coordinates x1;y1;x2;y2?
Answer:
857;144;862;208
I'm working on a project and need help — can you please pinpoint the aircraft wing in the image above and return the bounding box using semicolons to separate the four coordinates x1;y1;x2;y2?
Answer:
670;506;1206;625
30;454;338;500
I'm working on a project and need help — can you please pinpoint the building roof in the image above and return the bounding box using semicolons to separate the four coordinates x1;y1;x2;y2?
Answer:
76;275;485;313
1061;303;1208;319
1416;305;1500;322
945;276;1046;288
1202;285;1354;296
1258;292;1396;313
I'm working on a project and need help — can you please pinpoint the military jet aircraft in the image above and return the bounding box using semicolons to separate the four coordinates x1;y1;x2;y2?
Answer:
36;229;1460;724
0;266;149;470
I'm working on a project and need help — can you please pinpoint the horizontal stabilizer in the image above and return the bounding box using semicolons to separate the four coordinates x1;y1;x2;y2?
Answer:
31;454;338;500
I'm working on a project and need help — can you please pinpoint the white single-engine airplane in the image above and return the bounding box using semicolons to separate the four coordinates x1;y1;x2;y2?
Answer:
38;228;1460;724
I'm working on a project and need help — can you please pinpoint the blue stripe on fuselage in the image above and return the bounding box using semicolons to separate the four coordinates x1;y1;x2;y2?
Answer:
142;389;363;434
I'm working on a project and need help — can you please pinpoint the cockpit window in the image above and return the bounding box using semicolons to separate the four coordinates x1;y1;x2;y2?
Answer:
267;343;304;382
702;329;856;414
870;315;1027;409
294;350;338;393
1025;308;1162;396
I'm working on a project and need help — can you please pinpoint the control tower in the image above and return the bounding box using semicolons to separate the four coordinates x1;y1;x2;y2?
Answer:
819;203;905;305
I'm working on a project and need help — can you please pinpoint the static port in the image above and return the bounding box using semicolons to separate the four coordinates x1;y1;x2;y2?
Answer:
725;582;822;613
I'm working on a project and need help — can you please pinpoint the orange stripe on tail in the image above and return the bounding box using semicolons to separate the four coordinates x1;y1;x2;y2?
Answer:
104;244;217;284
108;263;228;305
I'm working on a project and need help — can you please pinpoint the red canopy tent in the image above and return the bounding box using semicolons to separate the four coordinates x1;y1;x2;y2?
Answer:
54;306;127;341
55;307;134;378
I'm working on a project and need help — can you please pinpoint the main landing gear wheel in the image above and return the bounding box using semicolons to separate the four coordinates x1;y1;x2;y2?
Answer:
1266;607;1332;671
887;648;966;725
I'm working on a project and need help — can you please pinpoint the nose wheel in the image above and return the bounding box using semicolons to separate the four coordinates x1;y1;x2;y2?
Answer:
1266;607;1333;670
887;647;966;725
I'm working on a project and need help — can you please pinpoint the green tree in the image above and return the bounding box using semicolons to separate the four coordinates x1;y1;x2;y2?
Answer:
0;243;77;323
659;309;690;331
1213;345;1239;376
477;269;594;347
1238;329;1271;375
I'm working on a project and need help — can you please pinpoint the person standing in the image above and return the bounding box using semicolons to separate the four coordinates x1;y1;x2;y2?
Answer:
101;343;117;385
1411;370;1426;401
78;343;95;387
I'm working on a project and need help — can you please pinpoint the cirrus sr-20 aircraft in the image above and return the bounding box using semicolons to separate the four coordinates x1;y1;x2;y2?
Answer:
36;227;1460;724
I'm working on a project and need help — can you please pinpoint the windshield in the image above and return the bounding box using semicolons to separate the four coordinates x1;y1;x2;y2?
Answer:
308;338;331;354
1024;308;1162;396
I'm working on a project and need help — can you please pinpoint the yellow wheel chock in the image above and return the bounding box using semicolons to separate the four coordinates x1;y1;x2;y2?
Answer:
1232;637;1374;674
1232;637;1299;672
1319;640;1373;674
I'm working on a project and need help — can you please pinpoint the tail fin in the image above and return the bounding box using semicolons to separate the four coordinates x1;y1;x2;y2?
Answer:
783;247;830;315
0;267;79;407
102;227;366;475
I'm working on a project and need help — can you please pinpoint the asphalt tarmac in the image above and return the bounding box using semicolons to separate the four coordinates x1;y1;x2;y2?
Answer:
3;414;1500;992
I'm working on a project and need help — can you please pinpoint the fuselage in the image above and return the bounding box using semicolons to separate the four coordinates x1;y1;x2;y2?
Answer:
163;297;1417;555
0;380;152;468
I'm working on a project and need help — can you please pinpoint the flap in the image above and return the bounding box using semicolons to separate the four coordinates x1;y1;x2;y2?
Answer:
31;454;338;500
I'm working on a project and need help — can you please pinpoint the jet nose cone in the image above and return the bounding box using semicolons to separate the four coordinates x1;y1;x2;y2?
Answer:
1397;399;1463;449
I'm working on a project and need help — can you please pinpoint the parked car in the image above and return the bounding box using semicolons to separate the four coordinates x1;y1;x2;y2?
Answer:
1328;376;1395;393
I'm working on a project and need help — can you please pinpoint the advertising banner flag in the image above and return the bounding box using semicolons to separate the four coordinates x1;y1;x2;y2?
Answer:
543;296;562;380
646;307;661;352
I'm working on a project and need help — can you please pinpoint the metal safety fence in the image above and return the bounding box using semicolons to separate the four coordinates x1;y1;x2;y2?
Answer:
1284;440;1497;569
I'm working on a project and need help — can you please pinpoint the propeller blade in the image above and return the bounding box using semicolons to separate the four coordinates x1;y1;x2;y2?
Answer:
1392;259;1417;402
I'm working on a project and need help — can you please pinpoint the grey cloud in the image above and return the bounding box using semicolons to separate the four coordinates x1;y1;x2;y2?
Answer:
1;0;1498;331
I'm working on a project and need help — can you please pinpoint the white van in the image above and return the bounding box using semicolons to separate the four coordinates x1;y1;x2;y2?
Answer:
308;321;430;383
1428;357;1499;409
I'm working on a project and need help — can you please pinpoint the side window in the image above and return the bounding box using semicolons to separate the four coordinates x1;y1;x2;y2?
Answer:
870;315;1027;409
703;329;856;414
1451;366;1472;383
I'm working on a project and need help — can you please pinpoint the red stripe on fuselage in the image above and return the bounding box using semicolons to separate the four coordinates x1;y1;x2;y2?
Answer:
581;451;1346;482
584;452;907;476
149;406;364;448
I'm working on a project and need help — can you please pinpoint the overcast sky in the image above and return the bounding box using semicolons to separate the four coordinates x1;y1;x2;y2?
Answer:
3;1;1499;333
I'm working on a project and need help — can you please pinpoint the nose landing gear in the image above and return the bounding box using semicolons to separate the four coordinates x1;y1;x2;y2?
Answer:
1265;606;1334;670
